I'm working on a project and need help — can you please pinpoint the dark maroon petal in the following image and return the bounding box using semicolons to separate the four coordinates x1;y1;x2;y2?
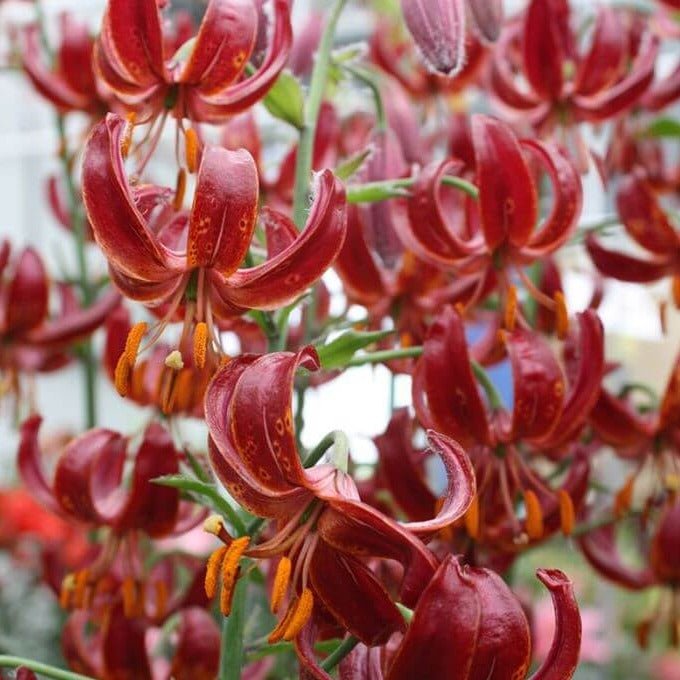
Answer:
57;13;97;97
187;145;258;275
414;306;490;447
400;0;466;76
4;247;49;334
17;416;60;514
586;233;674;283
339;644;383;680
102;603;152;680
529;570;581;680
579;522;655;589
318;499;438;607
310;541;405;646
589;389;653;453
472;114;538;250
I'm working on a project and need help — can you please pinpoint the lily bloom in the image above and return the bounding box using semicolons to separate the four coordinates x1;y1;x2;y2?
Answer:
204;346;476;647
94;0;291;126
413;306;603;551
490;0;658;169
23;13;107;115
82;113;346;389
314;557;581;680
0;241;119;409
393;114;582;329
587;169;680;305
18;416;203;620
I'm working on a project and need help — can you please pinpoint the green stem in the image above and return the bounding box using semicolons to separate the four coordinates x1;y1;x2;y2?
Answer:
303;431;344;468
342;64;386;131
292;0;348;227
471;361;503;410
0;656;94;680
320;636;360;672
345;346;423;367
347;175;479;204
219;575;248;680
56;115;97;428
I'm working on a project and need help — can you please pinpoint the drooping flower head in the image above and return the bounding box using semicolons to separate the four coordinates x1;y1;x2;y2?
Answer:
204;346;476;648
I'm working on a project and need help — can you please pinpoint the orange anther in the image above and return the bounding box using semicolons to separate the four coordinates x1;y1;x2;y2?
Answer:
122;576;137;618
615;476;635;518
268;602;297;644
174;168;187;211
557;489;575;536
73;570;89;609
114;353;131;397
205;546;228;600
524;490;544;540
155;580;168;620
193;322;208;369
219;537;250;616
59;573;75;609
270;556;292;614
124;322;147;366
464;494;480;540
283;588;314;641
554;291;569;340
185;127;200;173
504;285;518;332
121;112;136;159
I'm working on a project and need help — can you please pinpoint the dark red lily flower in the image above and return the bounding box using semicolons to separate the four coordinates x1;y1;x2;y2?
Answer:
82;113;346;384
23;12;107;115
490;0;658;170
393;114;582;328
0;241;119;409
94;0;291;125
587;168;680;304
18;416;203;619
298;557;580;679
413;306;602;551
204;346;475;646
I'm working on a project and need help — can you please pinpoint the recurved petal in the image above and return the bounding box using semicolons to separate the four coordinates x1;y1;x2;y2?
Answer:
585;233;674;283
402;430;475;538
180;0;258;93
472;114;538;250
188;0;292;121
82;115;183;281
219;170;346;311
339;644;384;680
93;423;180;536
400;0;466;76
522;0;567;100
529;569;581;680
17;416;60;514
522;140;582;256
187;146;258;275
589;389;653;453
58;13;97;98
310;541;406;646
508;326;565;442
318;499;438;607
4;247;49;334
616;170;680;255
579;522;655;589
102;603;153;680
415;306;490;447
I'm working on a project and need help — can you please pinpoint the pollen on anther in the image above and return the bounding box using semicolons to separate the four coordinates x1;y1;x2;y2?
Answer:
219;537;250;616
165;350;184;370
193;322;208;369
124;322;147;365
504;285;518;331
203;514;224;536
185;128;200;173
122;576;137;618
174;168;187;211
121;112;136;158
60;573;75;609
523;490;544;540
554;291;569;339
615;476;635;517
114;353;131;397
464;494;480;539
283;588;314;641
205;546;228;599
270;556;292;614
558;489;575;536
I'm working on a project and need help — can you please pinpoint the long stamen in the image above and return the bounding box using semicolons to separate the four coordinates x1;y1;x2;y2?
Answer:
220;537;251;616
205;546;228;599
523;489;544;540
268;601;298;644
271;556;292;614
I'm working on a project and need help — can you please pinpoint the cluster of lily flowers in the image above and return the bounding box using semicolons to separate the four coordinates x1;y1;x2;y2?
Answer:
0;0;679;677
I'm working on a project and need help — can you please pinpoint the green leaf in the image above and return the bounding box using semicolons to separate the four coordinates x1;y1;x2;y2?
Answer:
262;70;305;129
153;473;247;536
645;117;680;138
316;328;394;369
335;147;372;181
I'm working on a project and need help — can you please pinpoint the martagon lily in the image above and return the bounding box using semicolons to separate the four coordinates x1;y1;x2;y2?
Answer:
413;306;603;552
298;556;581;680
203;346;476;649
81;113;346;396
